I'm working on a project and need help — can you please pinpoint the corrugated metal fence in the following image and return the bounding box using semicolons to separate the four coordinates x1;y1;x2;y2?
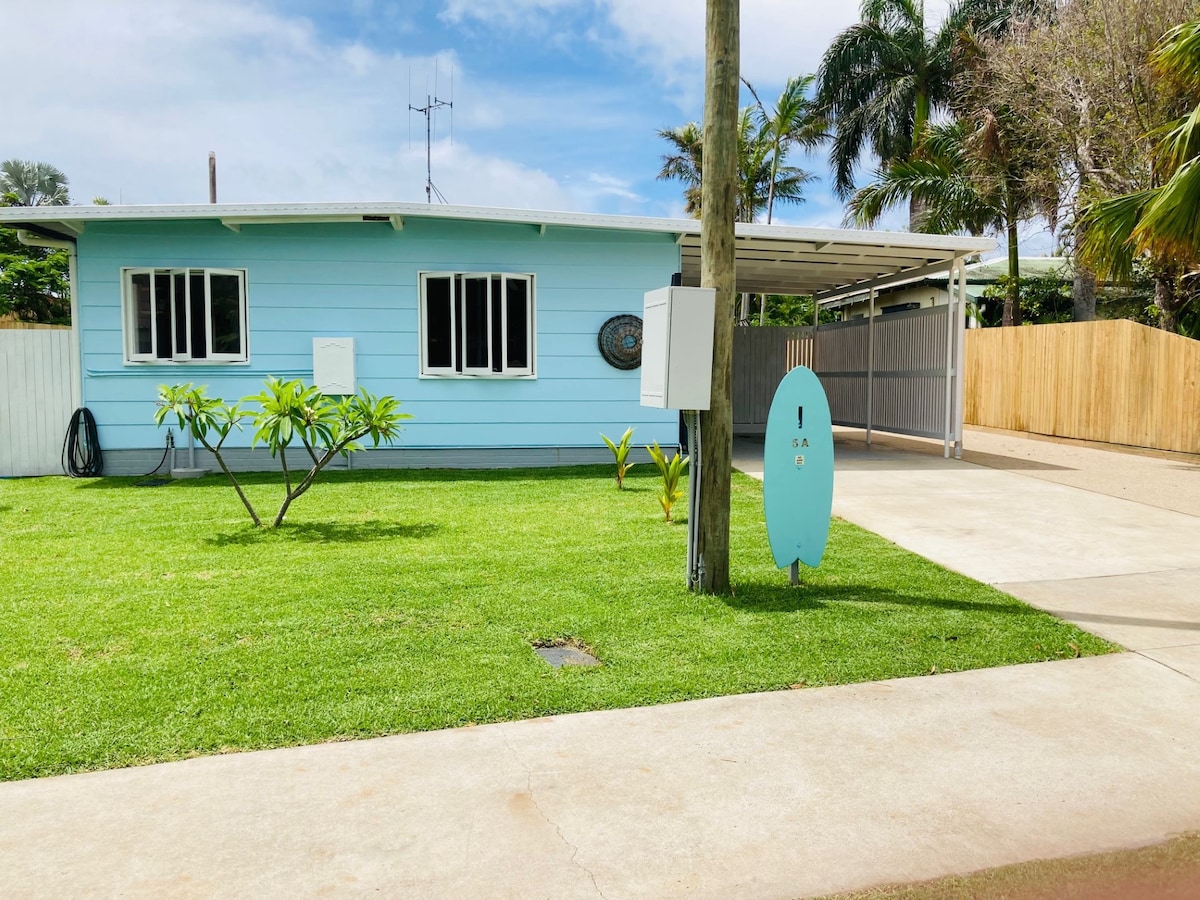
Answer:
0;329;79;476
734;305;958;442
732;326;813;432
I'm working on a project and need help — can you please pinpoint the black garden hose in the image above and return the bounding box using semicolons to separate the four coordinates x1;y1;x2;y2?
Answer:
61;407;103;477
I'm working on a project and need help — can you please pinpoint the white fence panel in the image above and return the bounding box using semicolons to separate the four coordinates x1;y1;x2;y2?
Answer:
0;329;78;477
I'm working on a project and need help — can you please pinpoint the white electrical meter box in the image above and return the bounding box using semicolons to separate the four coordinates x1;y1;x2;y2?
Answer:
640;286;716;410
313;338;356;395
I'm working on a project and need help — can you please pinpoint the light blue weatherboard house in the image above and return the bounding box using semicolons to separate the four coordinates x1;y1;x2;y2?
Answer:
1;202;992;474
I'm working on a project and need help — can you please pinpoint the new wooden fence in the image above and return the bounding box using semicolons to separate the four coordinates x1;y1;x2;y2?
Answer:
964;319;1200;454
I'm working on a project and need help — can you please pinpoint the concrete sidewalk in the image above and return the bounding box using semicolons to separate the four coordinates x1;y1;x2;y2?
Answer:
4;430;1200;898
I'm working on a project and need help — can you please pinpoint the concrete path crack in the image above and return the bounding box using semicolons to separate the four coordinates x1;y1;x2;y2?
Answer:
501;731;608;899
1136;651;1200;684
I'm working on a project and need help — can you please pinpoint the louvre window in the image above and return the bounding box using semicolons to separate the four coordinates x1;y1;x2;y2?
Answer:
123;268;247;363
419;272;535;377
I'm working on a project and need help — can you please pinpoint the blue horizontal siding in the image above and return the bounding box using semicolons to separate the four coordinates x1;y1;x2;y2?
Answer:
76;217;681;451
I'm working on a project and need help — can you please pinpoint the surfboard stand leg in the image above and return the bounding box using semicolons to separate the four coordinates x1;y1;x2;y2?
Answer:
789;561;801;586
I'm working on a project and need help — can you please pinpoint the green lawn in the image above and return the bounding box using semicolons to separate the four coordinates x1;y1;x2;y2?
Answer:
0;466;1115;781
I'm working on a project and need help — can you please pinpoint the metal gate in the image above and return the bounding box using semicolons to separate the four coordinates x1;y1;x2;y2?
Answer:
0;328;79;476
732;302;966;456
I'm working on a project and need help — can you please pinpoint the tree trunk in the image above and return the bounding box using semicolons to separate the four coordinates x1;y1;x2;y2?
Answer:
1072;267;1096;322
697;0;738;595
908;194;926;232
1002;216;1021;327
1154;272;1181;333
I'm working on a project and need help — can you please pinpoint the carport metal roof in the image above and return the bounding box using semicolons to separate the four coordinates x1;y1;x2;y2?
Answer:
0;201;996;300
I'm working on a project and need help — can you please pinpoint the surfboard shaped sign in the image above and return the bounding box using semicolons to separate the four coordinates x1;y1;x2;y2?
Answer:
763;366;835;569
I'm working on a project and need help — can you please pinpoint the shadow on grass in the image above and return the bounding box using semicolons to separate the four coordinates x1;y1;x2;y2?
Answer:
725;581;1036;616
206;521;441;545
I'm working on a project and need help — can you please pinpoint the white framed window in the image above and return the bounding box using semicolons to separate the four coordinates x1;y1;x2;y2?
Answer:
419;272;535;377
122;267;248;363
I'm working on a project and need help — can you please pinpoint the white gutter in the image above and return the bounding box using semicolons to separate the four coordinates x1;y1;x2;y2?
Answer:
17;230;82;410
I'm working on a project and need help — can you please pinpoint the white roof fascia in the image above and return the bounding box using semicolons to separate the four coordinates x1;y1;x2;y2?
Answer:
0;200;993;251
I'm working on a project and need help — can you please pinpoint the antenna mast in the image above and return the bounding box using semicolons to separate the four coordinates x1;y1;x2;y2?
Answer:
409;91;452;204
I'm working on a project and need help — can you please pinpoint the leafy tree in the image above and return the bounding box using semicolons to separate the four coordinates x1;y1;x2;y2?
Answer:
976;0;1196;324
1078;18;1200;332
816;0;1040;228
156;379;411;528
749;294;839;326
0;161;73;323
0;160;70;206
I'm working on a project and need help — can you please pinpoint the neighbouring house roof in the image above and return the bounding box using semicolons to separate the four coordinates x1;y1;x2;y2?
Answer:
0;200;994;301
825;256;1072;308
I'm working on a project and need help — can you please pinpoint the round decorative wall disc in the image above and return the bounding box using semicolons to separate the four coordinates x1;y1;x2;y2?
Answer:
597;314;643;370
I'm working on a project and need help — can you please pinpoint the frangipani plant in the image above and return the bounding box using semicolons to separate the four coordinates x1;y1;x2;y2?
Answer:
156;378;410;528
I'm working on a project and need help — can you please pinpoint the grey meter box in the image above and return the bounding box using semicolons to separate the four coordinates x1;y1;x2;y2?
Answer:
639;286;715;410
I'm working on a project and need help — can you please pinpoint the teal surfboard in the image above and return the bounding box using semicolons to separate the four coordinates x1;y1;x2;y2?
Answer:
763;366;834;569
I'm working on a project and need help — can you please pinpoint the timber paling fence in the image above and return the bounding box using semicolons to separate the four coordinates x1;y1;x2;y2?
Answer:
964;319;1200;454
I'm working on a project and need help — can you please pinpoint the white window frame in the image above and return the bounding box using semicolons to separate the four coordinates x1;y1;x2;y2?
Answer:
122;267;249;364
418;271;536;378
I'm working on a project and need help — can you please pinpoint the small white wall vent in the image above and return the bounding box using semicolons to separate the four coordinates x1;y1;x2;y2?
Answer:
313;338;356;395
639;286;715;410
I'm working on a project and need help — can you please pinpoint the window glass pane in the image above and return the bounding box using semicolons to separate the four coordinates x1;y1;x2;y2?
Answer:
463;276;490;370
505;277;529;369
172;273;188;356
131;273;152;355
189;273;207;359
209;274;242;355
491;276;503;373
424;277;452;369
154;273;172;359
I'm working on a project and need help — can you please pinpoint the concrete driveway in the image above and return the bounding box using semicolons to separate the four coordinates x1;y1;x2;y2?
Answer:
3;428;1200;898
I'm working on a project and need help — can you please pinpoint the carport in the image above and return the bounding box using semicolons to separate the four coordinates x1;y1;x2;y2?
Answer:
684;223;995;458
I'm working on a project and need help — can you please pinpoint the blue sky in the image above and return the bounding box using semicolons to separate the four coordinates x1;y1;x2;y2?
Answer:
7;0;1041;254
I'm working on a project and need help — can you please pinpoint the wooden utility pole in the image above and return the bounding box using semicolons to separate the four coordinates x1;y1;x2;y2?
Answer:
697;0;739;594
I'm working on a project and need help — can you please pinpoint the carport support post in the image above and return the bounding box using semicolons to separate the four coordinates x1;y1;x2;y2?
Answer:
866;288;875;447
943;262;955;458
954;259;967;459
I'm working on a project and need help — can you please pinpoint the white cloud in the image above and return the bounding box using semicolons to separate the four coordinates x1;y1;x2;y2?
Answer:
3;0;592;209
598;0;957;109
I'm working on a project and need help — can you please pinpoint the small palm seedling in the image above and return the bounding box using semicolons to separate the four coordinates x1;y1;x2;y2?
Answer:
600;427;636;489
646;441;689;522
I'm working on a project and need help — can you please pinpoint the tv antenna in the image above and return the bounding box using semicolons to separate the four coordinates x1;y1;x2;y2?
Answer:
409;64;453;204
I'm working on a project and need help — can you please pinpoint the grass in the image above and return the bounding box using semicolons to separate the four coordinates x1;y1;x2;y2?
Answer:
0;465;1115;781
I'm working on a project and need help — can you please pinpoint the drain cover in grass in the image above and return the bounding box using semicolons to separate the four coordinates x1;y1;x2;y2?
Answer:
533;642;600;668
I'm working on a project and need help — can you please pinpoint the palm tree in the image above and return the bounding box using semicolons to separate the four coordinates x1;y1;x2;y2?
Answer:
744;75;828;223
1079;20;1200;331
816;0;1040;228
849;113;1058;325
0;160;70;206
657;79;823;224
